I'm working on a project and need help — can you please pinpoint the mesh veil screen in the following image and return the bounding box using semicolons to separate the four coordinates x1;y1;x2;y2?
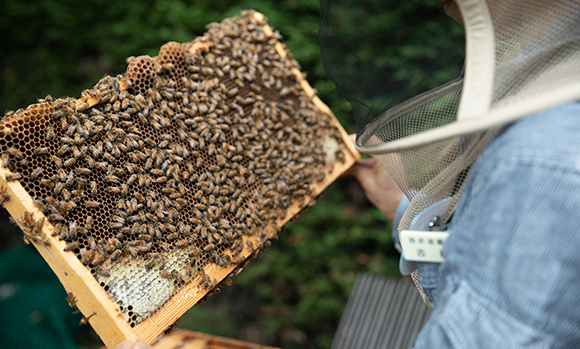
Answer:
489;0;580;108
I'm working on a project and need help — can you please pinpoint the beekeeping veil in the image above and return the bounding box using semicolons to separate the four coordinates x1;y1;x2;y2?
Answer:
320;0;580;300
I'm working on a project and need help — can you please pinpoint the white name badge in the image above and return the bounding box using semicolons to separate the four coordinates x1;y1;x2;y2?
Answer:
400;230;450;263
399;197;453;272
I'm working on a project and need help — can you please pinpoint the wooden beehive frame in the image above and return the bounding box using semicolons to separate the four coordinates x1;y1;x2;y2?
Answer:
0;12;359;348
98;329;280;349
149;329;280;349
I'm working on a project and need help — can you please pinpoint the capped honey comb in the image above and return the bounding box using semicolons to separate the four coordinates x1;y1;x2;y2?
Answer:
0;10;358;348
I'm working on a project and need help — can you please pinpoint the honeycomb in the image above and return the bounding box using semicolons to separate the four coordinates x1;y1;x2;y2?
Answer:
0;11;347;330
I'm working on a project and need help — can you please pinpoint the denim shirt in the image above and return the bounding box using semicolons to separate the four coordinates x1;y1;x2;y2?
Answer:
393;102;580;348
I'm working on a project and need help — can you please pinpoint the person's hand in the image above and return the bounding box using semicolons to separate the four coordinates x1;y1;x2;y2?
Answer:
344;134;403;221
115;340;154;349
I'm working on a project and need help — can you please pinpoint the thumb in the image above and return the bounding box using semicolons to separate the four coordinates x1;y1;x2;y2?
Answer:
348;133;356;144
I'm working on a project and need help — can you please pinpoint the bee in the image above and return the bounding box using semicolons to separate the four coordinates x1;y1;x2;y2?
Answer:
32;217;45;233
150;169;164;176
160;62;174;72
145;256;157;270
0;187;9;205
95;265;110;277
126;174;138;186
70;145;83;159
126;246;139;257
16;157;29;167
104;174;120;183
139;175;151;187
109;250;123;261
121;98;130;110
90;181;98;196
1;153;10;168
79;248;91;265
6;147;23;159
138;234;152;241
85;200;101;208
51;221;65;237
83;216;94;231
65;292;77;308
76;167;91;176
174;239;188;248
138;243;151;253
111;100;121;113
68;220;80;237
111;214;126;225
155;176;168;184
107;237;122;249
158;242;172;252
172;271;184;285
34;147;50;155
30;167;44;180
60;135;74;145
22;224;44;245
75;178;87;192
79;312;96;326
44;125;56;141
179;224;192;236
89;145;101;159
91;253;105;266
109;221;124;229
207;143;216;155
5;172;23;182
231;243;243;258
1;125;14;138
64;241;79;252
102;152;115;163
63;158;76;167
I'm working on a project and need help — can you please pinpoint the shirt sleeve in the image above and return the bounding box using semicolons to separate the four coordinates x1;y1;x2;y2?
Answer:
410;103;580;348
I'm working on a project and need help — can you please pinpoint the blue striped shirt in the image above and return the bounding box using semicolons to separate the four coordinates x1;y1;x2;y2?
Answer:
394;102;580;348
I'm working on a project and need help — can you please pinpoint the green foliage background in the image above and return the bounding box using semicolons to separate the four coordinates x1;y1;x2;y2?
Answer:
0;1;463;348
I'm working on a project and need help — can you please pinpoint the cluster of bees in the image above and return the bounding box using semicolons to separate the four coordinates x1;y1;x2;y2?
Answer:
0;10;346;325
18;211;47;245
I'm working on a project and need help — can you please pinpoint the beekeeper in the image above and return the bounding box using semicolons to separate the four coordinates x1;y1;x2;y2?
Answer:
323;0;580;347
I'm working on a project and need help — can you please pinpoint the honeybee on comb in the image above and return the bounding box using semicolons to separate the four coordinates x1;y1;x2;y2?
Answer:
0;10;358;348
